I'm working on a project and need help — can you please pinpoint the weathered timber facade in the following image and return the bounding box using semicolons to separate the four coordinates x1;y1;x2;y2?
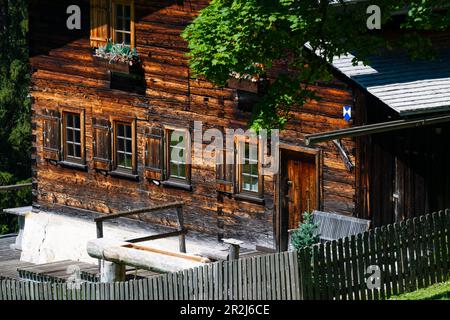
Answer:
30;0;357;251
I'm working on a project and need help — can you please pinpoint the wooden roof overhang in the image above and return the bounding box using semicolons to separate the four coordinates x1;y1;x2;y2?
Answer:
305;113;450;145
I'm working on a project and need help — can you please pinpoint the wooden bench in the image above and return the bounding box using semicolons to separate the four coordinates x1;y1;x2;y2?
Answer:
289;210;371;245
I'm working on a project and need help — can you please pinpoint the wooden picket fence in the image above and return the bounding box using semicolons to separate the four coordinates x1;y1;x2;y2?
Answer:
298;210;450;300
0;251;300;300
0;209;449;300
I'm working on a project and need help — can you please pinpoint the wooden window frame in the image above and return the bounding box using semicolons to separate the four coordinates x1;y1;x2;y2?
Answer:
162;126;192;190
234;135;264;203
111;116;138;180
111;0;135;48
61;110;86;168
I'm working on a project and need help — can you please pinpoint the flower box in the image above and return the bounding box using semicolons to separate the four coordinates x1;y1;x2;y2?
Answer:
93;56;139;75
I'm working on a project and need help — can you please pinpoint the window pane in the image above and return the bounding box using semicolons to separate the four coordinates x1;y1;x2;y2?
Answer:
118;138;124;151
75;130;81;143
125;124;131;138
66;114;73;126
116;32;123;44
67;129;73;142
243;175;251;191
170;162;179;177
170;131;184;146
117;16;123;30
75;145;82;158
66;143;74;157
118;153;125;167
74;114;80;128
125;154;132;168
124;5;131;19
179;163;186;178
124;33;131;45
118;124;124;137
126;139;132;153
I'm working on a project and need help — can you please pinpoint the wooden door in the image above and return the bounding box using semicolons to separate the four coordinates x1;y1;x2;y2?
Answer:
279;150;318;250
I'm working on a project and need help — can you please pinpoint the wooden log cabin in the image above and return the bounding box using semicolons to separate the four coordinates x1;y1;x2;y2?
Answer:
26;0;450;259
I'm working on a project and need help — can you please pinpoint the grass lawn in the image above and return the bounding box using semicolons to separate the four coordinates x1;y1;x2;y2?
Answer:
391;281;450;300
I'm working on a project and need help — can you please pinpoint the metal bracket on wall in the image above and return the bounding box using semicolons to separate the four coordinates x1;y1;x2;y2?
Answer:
333;139;354;172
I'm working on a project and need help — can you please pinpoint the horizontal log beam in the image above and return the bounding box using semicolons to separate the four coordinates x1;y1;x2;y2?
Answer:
126;229;188;243
94;201;184;222
0;183;32;192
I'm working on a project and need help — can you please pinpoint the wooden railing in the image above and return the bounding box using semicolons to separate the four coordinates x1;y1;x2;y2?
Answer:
0;183;32;193
94;201;187;253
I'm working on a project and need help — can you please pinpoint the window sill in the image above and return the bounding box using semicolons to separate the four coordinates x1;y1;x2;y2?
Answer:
59;161;88;172
110;170;139;181
162;180;192;191
234;193;265;205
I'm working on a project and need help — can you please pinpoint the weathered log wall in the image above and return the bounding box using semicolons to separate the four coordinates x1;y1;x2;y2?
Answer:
30;0;356;249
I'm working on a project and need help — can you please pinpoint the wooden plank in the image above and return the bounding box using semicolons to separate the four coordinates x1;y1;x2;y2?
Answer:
433;212;443;284
213;263;218;300
252;257;257;301
274;252;281;300
438;211;448;281
184;269;190;300
312;245;320;299
380;226;391;298
374;228;385;300
344;237;353;300
174;272;180;301
387;224;398;297
337;238;347;300
265;254;273;300
279;253;287;300
223;261;229;300
217;262;223;300
323;242;333;300
399;221;410;293
115;282;120;300
406;219;417;292
242;258;247;300
247;257;253;300
237;258;243;300
356;234;367;300
260;255;267;300
331;240;341;300
193;267;198;300
368;230;379;300
446;210;450;281
167;274;174;300
416;216;427;289
349;235;359;300
232;260;238;300
198;267;204;300
392;223;403;295
426;214;437;286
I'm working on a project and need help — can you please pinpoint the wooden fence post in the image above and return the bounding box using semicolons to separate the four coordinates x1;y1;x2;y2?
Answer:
176;206;186;253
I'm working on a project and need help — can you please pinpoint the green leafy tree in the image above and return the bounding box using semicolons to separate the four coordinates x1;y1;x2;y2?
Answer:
182;0;450;130
0;0;31;234
290;212;320;250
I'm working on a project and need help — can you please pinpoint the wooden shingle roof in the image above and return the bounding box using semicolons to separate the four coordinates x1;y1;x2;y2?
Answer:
329;35;450;116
